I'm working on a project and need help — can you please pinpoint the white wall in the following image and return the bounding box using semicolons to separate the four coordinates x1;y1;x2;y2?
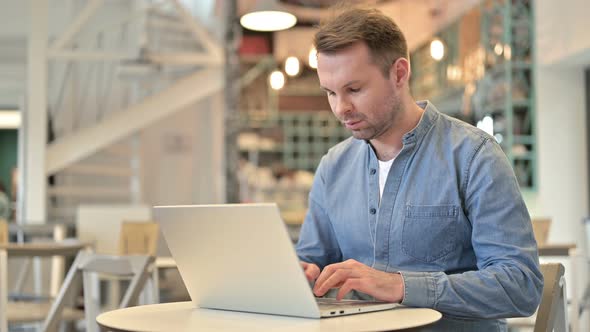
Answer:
530;0;589;246
531;66;588;328
531;68;588;244
140;91;225;206
536;0;590;67
529;1;589;328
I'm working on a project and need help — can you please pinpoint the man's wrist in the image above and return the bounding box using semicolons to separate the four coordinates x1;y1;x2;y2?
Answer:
398;271;438;308
383;272;405;303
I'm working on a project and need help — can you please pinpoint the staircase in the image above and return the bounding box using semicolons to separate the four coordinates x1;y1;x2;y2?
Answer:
35;0;224;224
48;141;138;221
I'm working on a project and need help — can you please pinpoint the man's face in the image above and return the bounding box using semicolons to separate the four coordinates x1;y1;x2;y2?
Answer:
317;42;402;141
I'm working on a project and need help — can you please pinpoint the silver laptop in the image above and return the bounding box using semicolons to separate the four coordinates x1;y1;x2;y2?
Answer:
154;203;398;318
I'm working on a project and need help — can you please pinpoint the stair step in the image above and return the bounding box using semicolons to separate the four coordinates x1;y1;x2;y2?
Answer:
64;164;133;177
147;15;190;32
48;186;130;199
48;206;77;220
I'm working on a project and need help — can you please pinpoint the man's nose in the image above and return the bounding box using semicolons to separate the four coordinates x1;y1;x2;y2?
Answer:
334;96;352;117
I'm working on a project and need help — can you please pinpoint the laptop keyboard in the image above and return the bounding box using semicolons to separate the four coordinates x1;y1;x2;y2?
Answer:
316;298;387;308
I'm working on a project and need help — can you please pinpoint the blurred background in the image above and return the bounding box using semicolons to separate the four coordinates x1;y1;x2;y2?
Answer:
0;0;589;330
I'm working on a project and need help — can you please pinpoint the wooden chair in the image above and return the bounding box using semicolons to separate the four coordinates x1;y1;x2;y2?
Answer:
119;221;159;256
104;221;160;307
8;222;68;299
507;262;567;332
121;221;161;303
535;263;567;332
532;217;551;246
0;219;7;244
0;221;84;331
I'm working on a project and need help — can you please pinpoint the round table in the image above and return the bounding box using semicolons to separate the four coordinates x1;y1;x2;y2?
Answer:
97;301;441;332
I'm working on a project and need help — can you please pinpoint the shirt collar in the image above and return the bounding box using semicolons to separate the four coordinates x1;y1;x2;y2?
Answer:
401;100;439;145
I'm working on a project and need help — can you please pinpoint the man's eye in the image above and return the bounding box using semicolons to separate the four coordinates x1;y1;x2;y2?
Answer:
349;88;360;93
327;91;335;97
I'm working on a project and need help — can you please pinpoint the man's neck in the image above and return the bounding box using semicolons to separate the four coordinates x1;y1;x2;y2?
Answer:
370;101;424;161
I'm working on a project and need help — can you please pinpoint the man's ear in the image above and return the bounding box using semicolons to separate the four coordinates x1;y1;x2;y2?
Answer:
389;58;410;87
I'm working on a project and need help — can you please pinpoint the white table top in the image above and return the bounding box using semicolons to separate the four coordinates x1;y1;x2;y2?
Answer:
0;240;89;257
97;301;441;332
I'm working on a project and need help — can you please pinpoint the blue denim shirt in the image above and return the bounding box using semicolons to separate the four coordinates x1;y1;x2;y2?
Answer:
296;101;543;331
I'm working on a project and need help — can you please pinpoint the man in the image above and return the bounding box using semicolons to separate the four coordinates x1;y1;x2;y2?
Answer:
295;7;542;331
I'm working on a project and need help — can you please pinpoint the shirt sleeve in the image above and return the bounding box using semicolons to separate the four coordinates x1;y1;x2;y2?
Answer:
296;158;342;269
400;137;543;319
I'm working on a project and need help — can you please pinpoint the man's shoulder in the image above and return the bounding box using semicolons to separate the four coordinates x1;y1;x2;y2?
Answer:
435;112;494;147
430;111;508;168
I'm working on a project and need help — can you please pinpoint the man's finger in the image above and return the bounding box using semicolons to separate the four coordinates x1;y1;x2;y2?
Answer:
313;261;345;291
314;268;352;296
336;278;368;301
300;262;320;282
305;264;320;282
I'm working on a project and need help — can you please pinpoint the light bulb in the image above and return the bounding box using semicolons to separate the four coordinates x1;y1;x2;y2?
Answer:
494;43;503;56
285;56;300;76
269;70;285;90
430;39;445;61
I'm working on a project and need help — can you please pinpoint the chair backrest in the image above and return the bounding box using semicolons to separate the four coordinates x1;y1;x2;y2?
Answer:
43;251;154;332
535;263;567;332
532;218;551;246
118;221;159;256
0;219;7;244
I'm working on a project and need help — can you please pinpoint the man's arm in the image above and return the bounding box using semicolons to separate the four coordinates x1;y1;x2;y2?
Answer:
296;159;343;269
400;138;543;318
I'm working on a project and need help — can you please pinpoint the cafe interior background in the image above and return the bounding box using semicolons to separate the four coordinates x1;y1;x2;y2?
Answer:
0;0;589;330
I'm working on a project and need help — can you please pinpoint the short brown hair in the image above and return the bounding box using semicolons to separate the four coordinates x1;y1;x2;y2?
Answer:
314;7;408;77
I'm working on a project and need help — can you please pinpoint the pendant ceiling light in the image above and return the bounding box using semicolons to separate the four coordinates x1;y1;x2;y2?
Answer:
430;38;445;61
240;0;297;32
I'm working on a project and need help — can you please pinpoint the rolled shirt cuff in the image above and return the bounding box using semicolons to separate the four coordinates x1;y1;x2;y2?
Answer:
399;271;437;308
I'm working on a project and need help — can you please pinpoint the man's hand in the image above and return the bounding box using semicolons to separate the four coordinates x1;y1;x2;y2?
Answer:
300;261;320;282
312;259;404;303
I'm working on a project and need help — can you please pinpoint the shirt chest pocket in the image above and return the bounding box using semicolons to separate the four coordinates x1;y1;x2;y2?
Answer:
401;204;459;263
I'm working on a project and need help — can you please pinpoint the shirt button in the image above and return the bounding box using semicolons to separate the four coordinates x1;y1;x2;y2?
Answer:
370;168;376;175
370;208;377;215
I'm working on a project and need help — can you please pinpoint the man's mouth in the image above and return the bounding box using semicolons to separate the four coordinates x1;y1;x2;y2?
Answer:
344;119;363;130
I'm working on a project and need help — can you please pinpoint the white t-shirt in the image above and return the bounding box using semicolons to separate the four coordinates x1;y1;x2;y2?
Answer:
378;158;395;202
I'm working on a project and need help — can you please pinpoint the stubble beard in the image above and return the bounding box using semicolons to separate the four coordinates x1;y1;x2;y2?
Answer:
350;95;403;141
